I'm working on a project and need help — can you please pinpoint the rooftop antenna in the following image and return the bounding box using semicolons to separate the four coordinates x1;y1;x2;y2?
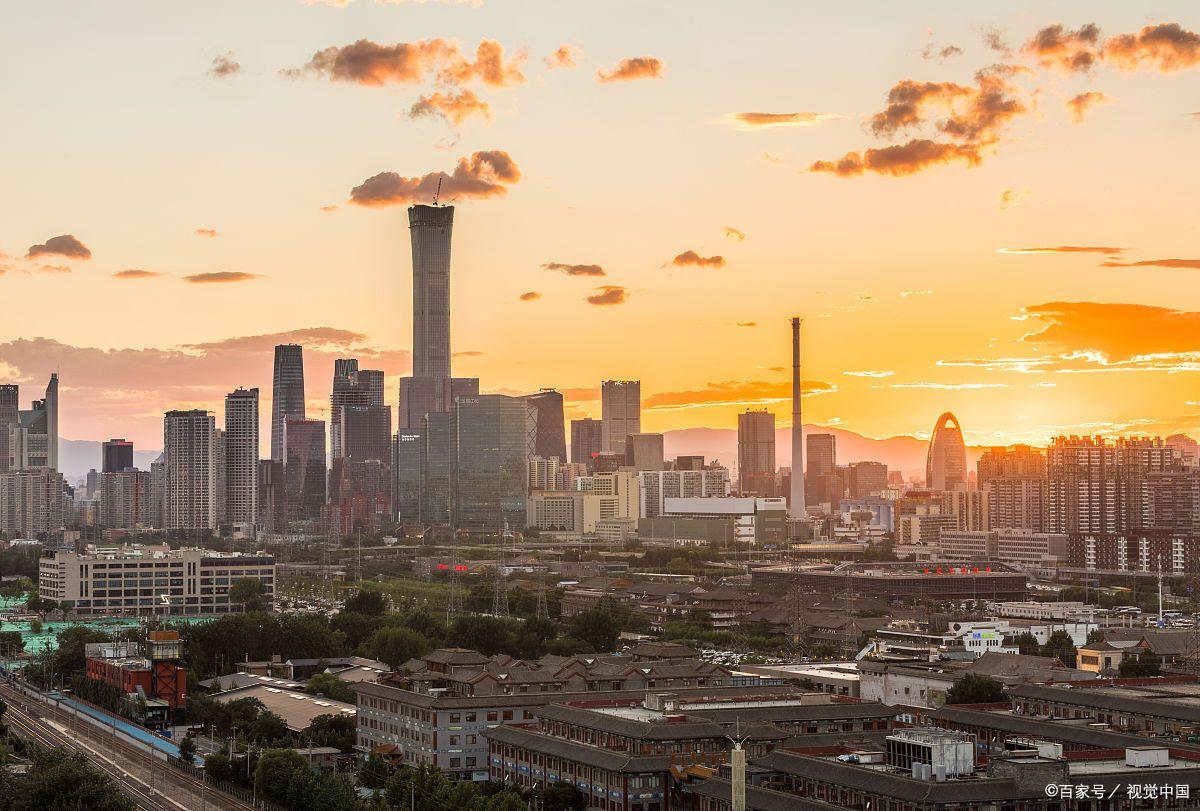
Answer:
727;720;749;811
433;176;443;206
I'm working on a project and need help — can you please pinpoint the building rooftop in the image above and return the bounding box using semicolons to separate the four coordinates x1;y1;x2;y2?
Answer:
210;683;354;731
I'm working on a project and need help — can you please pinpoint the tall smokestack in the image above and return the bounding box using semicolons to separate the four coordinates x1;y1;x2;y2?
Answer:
790;317;803;516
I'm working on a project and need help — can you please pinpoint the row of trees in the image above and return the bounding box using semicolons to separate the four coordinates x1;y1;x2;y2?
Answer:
0;746;134;811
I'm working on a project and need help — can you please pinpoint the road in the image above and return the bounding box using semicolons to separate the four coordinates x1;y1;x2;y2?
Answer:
0;681;255;811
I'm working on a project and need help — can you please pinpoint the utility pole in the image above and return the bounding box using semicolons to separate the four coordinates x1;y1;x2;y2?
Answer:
493;520;510;617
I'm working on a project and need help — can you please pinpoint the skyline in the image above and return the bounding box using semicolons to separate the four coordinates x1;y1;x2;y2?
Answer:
4;2;1200;450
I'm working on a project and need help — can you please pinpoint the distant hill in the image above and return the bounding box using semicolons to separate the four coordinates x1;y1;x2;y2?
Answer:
60;439;160;482
663;425;985;480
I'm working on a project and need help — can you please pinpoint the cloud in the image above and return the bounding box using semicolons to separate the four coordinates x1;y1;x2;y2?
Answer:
1023;23;1101;72
889;382;1009;390
543;262;605;277
545;45;581;70
900;289;934;297
723;226;745;242
671;251;726;269
453;350;483;357
1103;23;1200;72
320;205;338;212
643;379;835;411
1021;301;1200;362
1100;258;1200;270
999;188;1029;209
26;234;91;260
736;321;757;327
195;228;219;238
811;138;983;177
922;44;964;61
1066;91;1109;123
37;265;71;274
113;269;163;280
997;245;1125;255
596;56;664;83
983;28;1012;56
288;38;523;88
349;150;520;207
0;329;411;446
209;52;240;78
586;286;628;306
518;291;540;301
844;369;896;378
183;271;261;284
409;89;491;125
724;111;838;130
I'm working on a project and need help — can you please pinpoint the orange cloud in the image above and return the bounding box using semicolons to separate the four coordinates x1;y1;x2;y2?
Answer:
586;286;628;306
37;265;71;274
811;139;983;177
1021;301;1200;361
736;321;756;327
184;271;261;284
999;188;1029;209
923;44;964;61
596;57;663;83
26;234;91;260
998;245;1124;255
672;251;726;269
543;262;605;277
1023;23;1101;72
519;291;540;301
409;89;491;125
725;111;838;130
1100;258;1200;270
320;205;338;212
723;227;745;242
195;228;219;238
868;80;975;137
643;379;835;410
349;150;520;207
1104;23;1200;72
545;45;581;70
290;38;523;88
113;269;163;280
209;52;240;78
1066;91;1109;123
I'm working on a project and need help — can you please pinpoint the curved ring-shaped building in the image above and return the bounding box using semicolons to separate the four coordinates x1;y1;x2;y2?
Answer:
926;412;967;491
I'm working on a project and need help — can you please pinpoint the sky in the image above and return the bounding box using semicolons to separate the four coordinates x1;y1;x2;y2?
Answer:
2;1;1200;453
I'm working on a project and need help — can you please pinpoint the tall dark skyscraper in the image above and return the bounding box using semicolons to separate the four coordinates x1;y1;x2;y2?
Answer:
738;409;776;496
1;384;19;472
343;405;392;463
410;204;454;385
271;344;305;461
601;380;640;458
571;418;603;470
333;361;387;457
284;416;325;522
451;395;527;531
102;438;135;473
523;389;566;462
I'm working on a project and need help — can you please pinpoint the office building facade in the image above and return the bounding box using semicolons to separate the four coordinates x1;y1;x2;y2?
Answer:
102;439;135;474
451;395;528;531
600;380;640;458
270;344;305;461
284;417;326;523
570;418;603;470
737;409;776;496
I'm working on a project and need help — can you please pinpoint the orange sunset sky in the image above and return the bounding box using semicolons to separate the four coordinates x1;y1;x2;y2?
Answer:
2;1;1199;453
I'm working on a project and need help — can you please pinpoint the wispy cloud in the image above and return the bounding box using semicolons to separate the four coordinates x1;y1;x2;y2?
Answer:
183;271;261;284
671;251;725;269
543;262;605;277
545;45;581;70
350;151;520;207
113;269;163;280
586;286;628;306
844;370;896;378
1099;258;1200;270
997;245;1125;255
518;291;540;301
194;228;219;238
596;56;664;83
723;111;838;131
723;226;746;242
209;52;241;78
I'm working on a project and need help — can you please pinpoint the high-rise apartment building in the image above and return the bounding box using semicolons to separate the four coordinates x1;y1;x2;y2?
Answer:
284;417;326;523
941;489;990;532
99;469;152;529
523;390;567;463
450;395;528;531
0;469;65;538
570;418;604;470
271;344;305;461
102;439;135;474
977;445;1045;490
626;432;665;471
979;445;1048;531
257;460;287;535
224;388;259;529
1046;435;1179;534
639;468;731;519
164;409;216;531
0;384;17;473
600;380;640;458
926;412;967;491
737;409;775;496
8;375;58;471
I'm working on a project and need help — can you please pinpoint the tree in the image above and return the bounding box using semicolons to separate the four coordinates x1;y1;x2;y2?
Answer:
945;673;1005;705
303;713;357;752
1014;632;1040;656
363;626;432;669
255;748;310;804
247;710;290;745
178;735;198;763
446;615;515;656
568;599;624;653
306;672;356;703
542;781;587;811
229;578;268;612
204;751;234;782
1040;630;1078;667
1119;650;1162;678
358;752;390;789
1086;629;1104;645
6;748;135;810
343;588;388;617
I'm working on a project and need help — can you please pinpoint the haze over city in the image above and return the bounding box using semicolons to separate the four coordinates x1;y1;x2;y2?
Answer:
4;2;1200;455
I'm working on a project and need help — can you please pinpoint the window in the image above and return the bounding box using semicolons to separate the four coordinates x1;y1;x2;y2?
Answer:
502;711;513;721
449;713;461;723
450;758;461;768
487;712;498;722
465;713;476;722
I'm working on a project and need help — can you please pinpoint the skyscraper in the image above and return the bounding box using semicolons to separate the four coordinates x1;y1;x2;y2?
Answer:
737;409;776;496
342;405;392;463
523;389;567;462
848;461;888;498
99;469;151;529
1046;435;1177;534
271;344;305;461
331;361;388;458
102;439;134;473
224;387;259;529
164;409;216;531
805;433;836;507
451;395;527;531
601;380;640;458
0;385;17;473
571;418;604;469
926;412;967;491
410;204;454;386
9;375;58;471
257;459;287;535
285;417;326;523
626;433;665;471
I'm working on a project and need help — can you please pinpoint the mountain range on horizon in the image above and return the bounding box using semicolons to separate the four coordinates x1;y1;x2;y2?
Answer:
58;424;975;483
